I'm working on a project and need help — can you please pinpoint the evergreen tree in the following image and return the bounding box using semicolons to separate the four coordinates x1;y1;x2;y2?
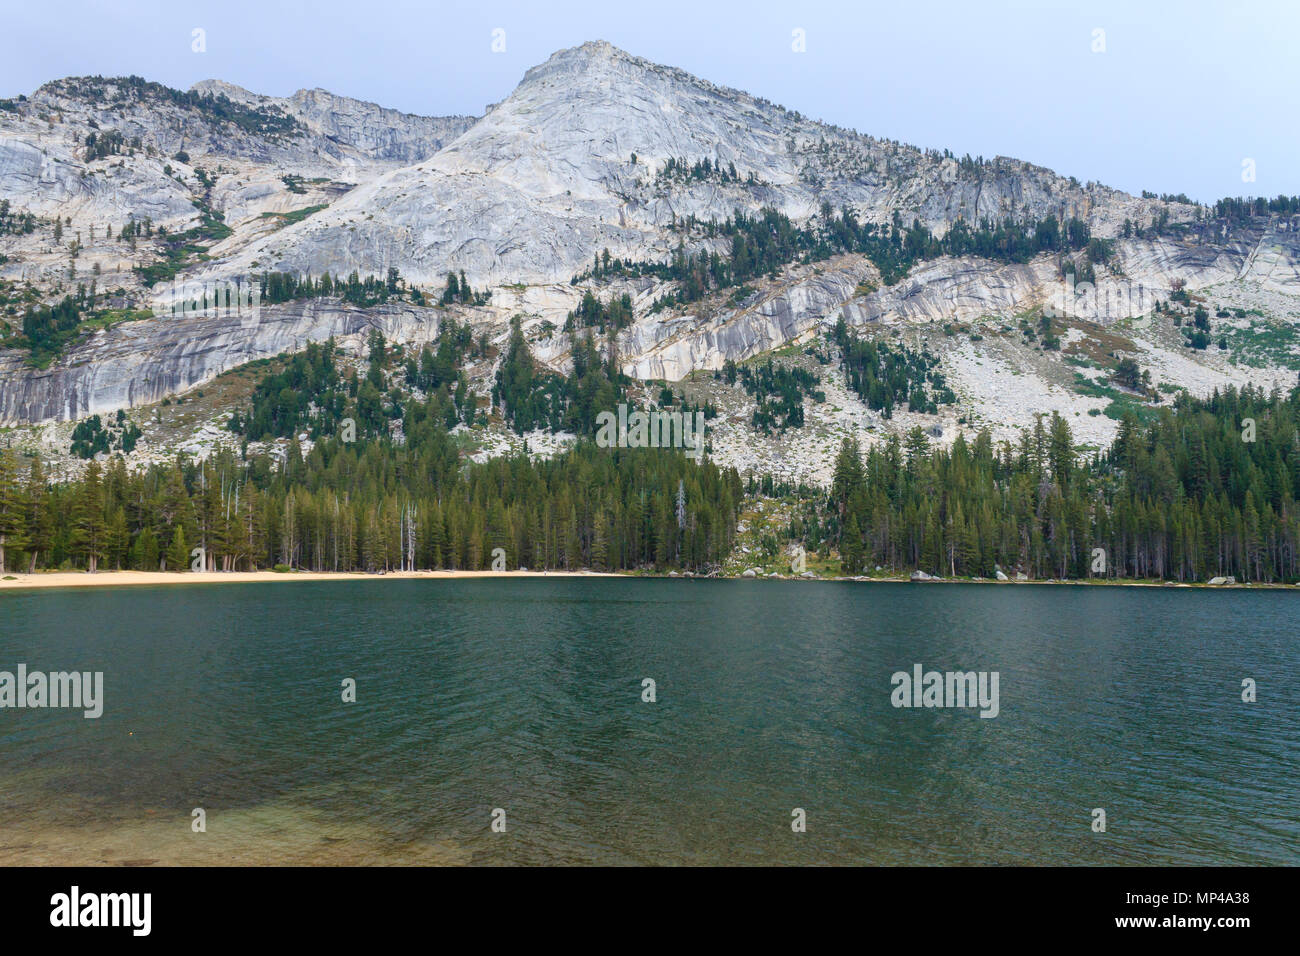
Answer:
167;524;189;572
0;450;28;574
70;461;107;572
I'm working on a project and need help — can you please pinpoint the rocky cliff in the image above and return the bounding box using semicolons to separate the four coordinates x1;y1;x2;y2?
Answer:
0;301;443;425
0;74;476;231
1;40;1297;448
204;41;1195;287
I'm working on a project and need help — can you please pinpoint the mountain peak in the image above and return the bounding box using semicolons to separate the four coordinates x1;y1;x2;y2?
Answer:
571;38;620;57
189;79;264;104
551;39;623;64
171;41;1180;290
519;39;653;87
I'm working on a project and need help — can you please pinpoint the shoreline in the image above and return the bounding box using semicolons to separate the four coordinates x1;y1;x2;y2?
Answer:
0;568;1295;591
0;569;619;591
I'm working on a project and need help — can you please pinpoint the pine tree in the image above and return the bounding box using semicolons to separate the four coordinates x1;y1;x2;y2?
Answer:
70;461;107;572
831;437;865;521
0;450;29;574
166;524;189;572
24;457;52;573
132;526;160;571
841;511;863;575
106;507;129;570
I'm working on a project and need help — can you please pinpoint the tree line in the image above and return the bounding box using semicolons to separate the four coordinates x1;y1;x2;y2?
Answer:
493;318;625;436
820;383;1300;582
572;204;1099;308
833;318;955;416
0;432;743;576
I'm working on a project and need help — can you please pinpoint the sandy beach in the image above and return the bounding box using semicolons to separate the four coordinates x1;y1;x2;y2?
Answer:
0;568;1291;591
0;568;621;590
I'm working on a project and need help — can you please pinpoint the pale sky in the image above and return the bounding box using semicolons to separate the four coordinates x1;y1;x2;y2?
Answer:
2;0;1295;203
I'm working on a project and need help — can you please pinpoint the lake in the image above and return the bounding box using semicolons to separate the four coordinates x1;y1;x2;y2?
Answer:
0;579;1295;865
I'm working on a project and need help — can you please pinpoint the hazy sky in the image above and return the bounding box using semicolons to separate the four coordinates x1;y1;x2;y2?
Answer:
3;1;1295;202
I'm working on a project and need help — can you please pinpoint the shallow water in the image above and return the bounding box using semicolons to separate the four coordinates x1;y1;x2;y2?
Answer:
0;579;1295;865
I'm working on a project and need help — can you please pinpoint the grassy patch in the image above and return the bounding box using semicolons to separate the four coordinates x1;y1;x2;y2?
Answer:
17;307;157;369
1222;319;1300;369
134;204;234;286
1060;317;1138;365
260;203;328;227
1070;372;1159;422
78;308;155;333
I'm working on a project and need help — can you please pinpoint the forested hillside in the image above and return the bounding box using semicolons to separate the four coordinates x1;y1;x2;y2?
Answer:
0;431;742;575
820;383;1300;582
4;377;1298;582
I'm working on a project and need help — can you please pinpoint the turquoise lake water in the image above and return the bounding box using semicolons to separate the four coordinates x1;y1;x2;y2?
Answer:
0;579;1295;865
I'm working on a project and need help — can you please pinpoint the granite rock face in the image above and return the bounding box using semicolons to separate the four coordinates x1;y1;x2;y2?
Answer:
0;132;198;228
2;41;1298;429
189;80;476;165
8;217;1294;428
619;223;1300;382
210;41;1197;287
0;75;475;229
283;87;474;164
0;301;443;425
